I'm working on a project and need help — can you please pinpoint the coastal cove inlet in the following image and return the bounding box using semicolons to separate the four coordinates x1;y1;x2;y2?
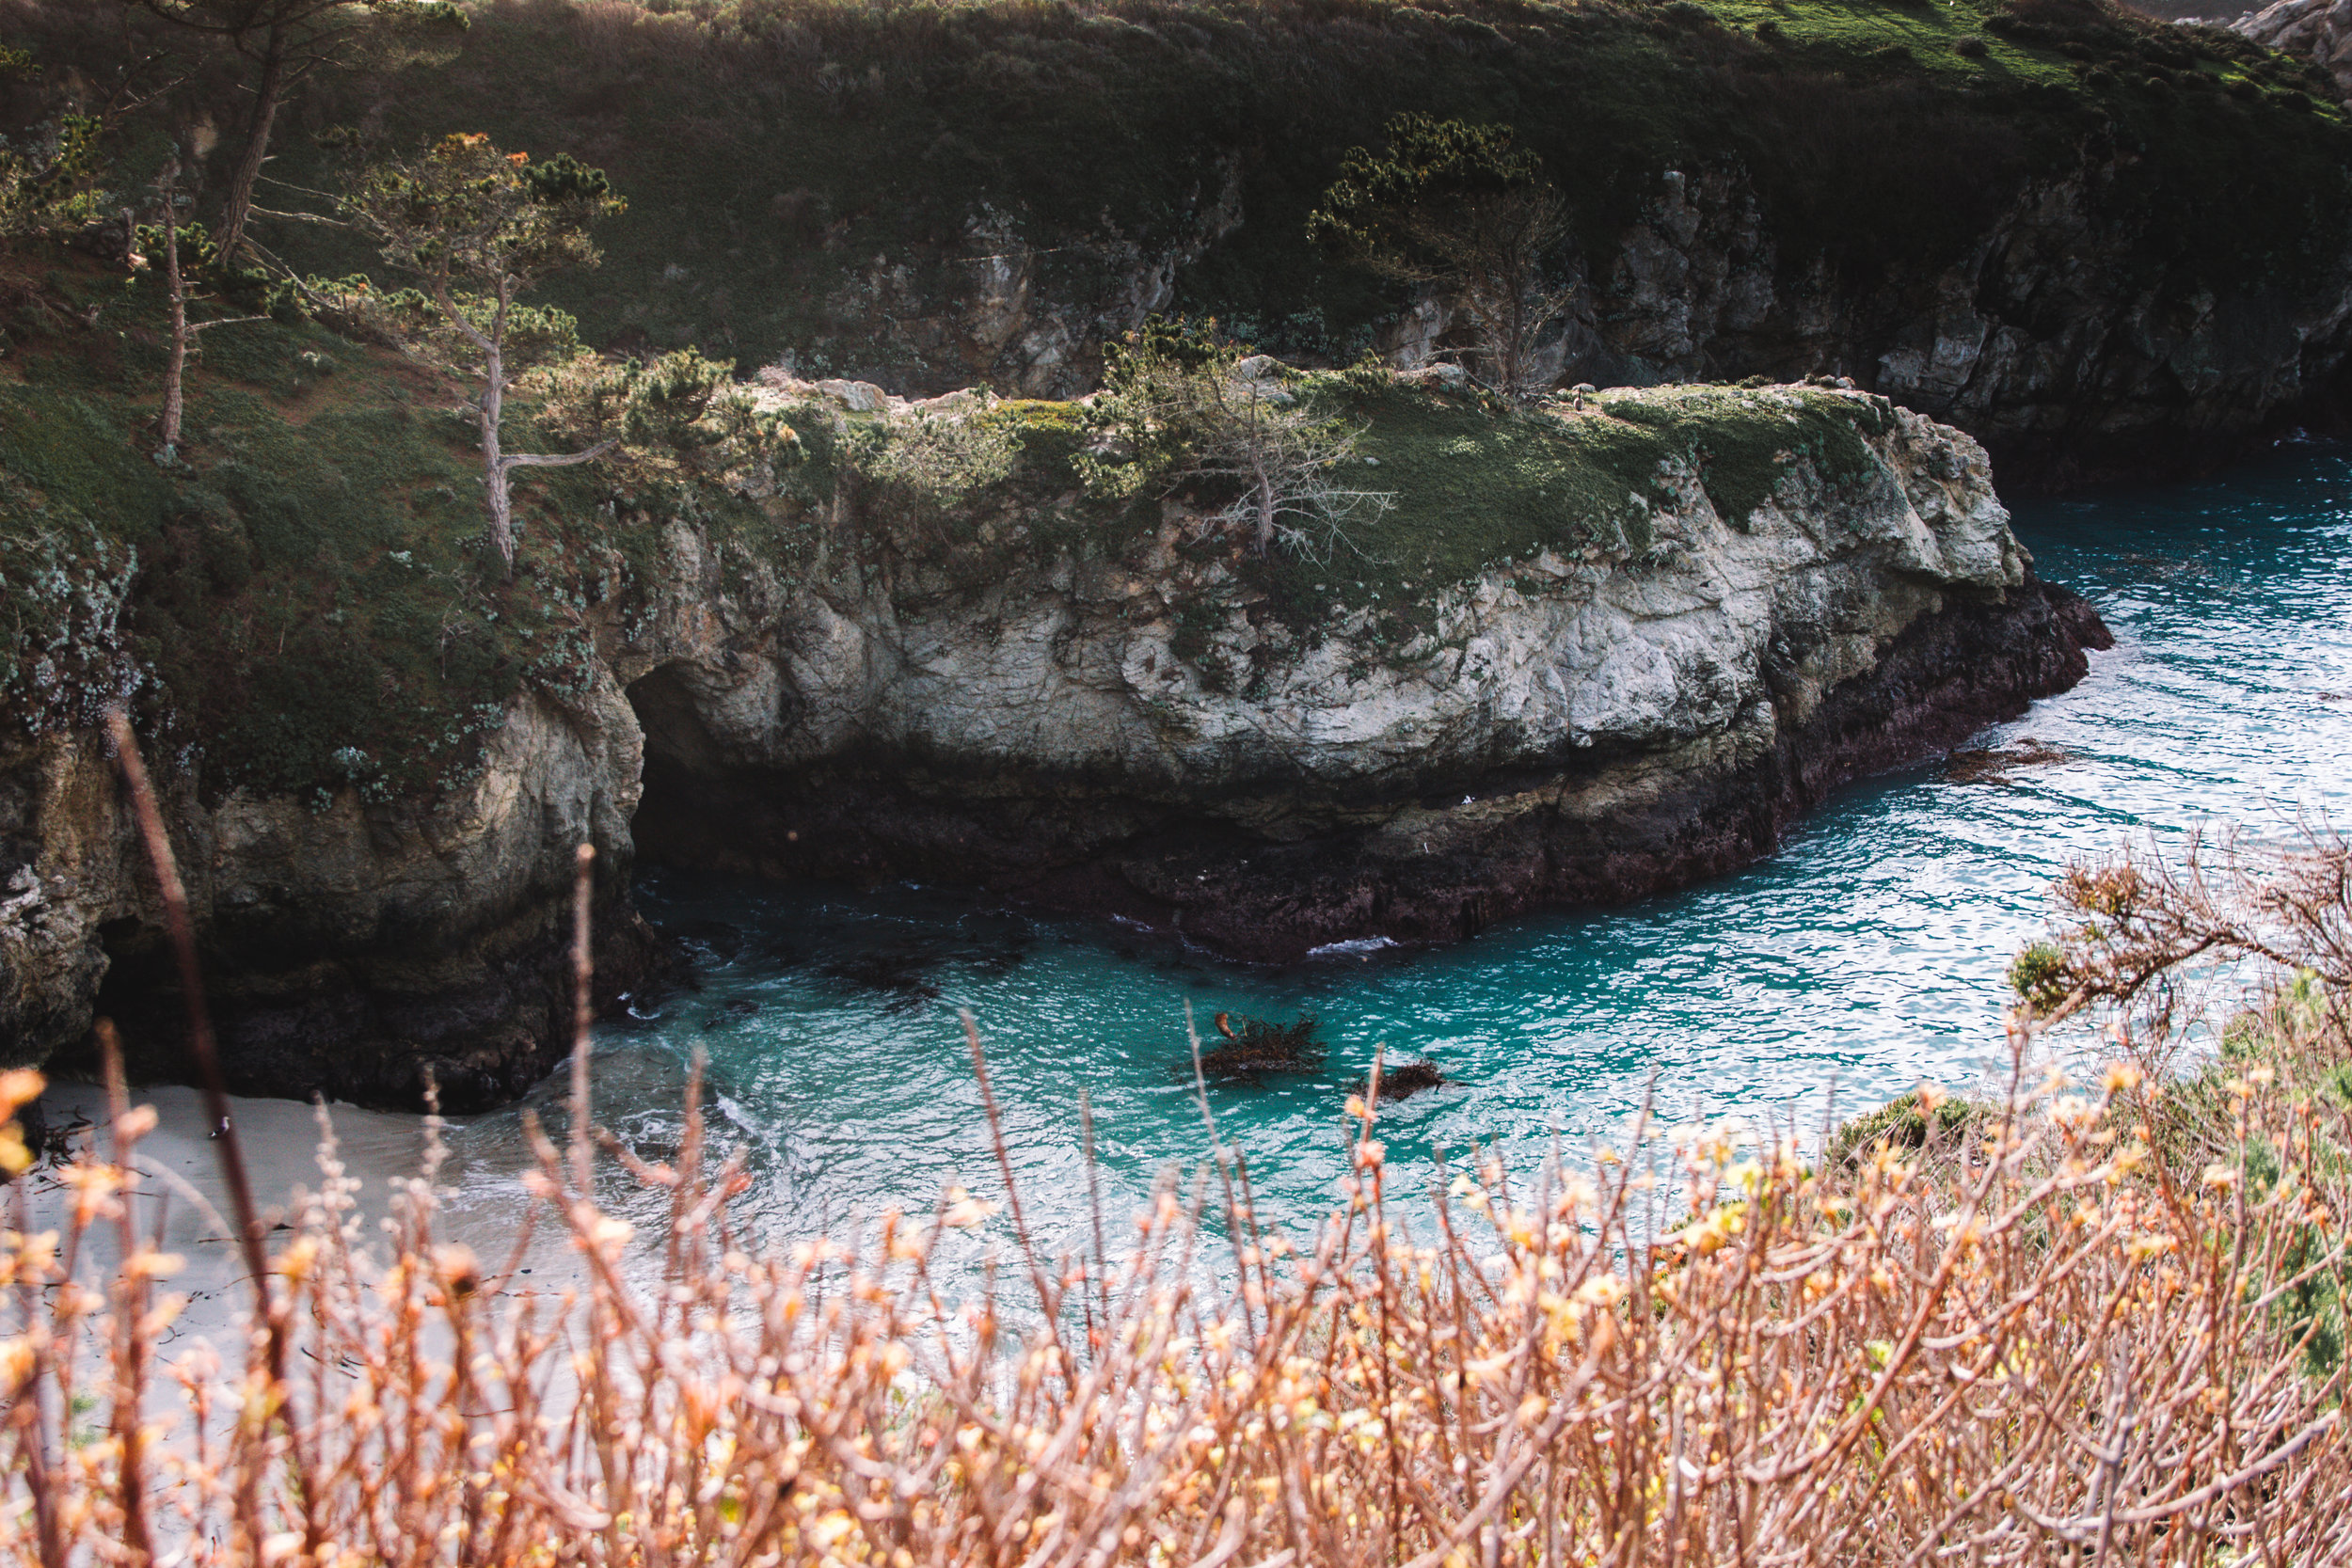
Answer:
110;438;2341;1273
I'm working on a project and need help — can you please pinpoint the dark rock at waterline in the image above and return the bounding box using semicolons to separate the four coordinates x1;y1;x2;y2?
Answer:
67;904;679;1114
643;579;2110;964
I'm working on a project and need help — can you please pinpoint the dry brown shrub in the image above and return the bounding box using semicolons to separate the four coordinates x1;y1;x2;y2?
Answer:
8;759;2352;1565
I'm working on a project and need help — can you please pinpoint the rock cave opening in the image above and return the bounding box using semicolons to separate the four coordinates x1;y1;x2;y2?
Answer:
76;916;183;1081
623;662;739;876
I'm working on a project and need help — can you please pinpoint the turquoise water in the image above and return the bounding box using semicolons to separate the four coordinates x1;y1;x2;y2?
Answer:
436;442;2352;1257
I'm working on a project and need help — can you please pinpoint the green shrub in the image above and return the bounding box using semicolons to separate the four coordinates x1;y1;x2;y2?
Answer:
1823;1088;1990;1167
2007;939;2072;1009
0;253;811;804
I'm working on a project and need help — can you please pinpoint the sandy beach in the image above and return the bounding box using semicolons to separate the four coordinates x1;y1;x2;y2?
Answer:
20;1080;608;1358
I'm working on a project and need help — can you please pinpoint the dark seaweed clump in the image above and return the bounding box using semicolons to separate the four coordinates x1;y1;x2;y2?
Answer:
1192;1014;1325;1077
1352;1059;1450;1102
1945;736;2074;785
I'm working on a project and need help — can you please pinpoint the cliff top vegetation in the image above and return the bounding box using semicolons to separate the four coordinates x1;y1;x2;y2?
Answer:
0;253;817;806
1;0;2333;807
5;0;2345;389
0;247;1921;808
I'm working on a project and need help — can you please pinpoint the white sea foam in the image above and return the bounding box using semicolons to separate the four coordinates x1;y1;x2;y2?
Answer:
1307;935;1401;958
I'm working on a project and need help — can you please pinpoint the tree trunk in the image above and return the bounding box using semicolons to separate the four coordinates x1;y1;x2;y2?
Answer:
1254;470;1276;555
1504;281;1525;396
465;283;613;574
217;28;285;264
161;200;187;454
481;332;514;575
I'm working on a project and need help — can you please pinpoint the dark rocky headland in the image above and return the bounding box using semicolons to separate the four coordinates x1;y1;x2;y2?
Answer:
22;0;2351;1106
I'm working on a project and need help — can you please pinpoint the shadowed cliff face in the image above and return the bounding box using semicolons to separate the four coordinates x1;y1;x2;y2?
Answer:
1503;162;2352;490
2;381;2105;1108
17;0;2341;492
794;150;2352;490
4;692;675;1111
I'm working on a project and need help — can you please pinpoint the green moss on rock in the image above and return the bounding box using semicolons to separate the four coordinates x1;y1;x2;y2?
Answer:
1228;376;1907;632
0;259;809;806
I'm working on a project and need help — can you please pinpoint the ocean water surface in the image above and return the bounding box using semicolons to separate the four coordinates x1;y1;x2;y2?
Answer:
404;441;2352;1261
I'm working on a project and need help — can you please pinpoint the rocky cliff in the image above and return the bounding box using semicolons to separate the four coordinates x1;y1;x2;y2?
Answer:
622;380;2108;962
246;0;2352;487
2234;0;2352;97
0;332;2107;1105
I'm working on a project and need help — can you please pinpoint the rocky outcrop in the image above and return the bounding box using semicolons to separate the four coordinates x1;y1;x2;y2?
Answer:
1;695;672;1109
2234;0;2352;97
1;385;2107;1107
625;389;2108;960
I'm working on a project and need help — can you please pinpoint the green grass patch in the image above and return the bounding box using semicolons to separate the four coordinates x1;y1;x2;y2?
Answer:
0;254;812;807
1226;376;1903;639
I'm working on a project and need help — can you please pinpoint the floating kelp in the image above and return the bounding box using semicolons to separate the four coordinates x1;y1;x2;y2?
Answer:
1191;1012;1325;1077
1945;736;2074;785
1350;1059;1449;1102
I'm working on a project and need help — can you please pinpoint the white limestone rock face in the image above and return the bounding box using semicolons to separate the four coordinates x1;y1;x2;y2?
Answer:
621;390;2099;961
658;400;2014;792
2234;0;2352;100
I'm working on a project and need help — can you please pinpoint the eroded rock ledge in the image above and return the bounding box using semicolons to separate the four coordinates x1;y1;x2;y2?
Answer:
628;390;2109;963
637;580;2103;961
4;383;2107;1108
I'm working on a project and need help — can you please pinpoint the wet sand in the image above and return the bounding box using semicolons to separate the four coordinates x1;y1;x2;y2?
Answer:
21;1082;600;1358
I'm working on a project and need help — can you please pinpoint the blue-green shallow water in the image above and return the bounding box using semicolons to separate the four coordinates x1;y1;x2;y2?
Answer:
434;441;2352;1258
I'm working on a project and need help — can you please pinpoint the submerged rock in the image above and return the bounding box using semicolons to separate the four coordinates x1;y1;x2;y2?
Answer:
1945;737;2076;784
